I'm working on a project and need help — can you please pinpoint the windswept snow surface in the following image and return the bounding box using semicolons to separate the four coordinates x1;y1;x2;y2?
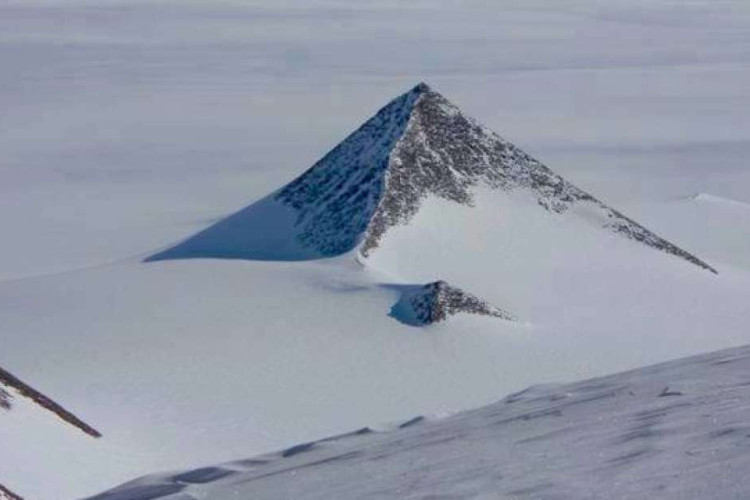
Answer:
89;344;750;500
2;1;750;499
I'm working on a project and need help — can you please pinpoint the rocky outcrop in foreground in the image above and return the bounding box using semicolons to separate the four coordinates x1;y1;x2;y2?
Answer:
0;484;23;500
0;366;101;438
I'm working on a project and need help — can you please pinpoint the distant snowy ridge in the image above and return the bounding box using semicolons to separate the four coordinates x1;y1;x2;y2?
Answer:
0;366;101;438
391;280;514;326
690;192;750;209
87;344;750;499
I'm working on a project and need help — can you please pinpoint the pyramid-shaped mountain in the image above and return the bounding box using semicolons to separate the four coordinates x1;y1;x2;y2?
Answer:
147;83;715;273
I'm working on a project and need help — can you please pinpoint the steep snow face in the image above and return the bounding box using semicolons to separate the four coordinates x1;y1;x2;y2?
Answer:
86;344;750;500
272;83;715;272
391;281;514;326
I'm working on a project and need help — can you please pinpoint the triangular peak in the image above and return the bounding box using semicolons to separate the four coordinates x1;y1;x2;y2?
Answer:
413;81;432;94
146;84;715;273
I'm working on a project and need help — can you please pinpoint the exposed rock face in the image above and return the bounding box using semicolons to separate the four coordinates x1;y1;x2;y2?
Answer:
275;87;419;256
0;366;101;438
276;83;715;272
394;281;514;326
361;83;591;256
0;387;9;411
0;484;24;500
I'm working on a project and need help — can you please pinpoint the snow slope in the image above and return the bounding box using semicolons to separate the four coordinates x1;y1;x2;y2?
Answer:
88;343;750;500
645;194;750;273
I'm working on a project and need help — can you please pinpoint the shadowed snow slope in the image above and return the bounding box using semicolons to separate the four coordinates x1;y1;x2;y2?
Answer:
87;343;750;500
146;193;320;262
147;83;714;273
145;85;419;262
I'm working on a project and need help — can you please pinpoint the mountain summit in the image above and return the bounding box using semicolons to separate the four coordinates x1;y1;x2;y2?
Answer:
148;83;715;273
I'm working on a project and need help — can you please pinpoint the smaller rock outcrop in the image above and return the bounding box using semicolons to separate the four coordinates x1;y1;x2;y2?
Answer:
392;281;514;326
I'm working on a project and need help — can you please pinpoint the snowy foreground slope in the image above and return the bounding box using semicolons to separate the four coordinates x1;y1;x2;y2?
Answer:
89;343;750;500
